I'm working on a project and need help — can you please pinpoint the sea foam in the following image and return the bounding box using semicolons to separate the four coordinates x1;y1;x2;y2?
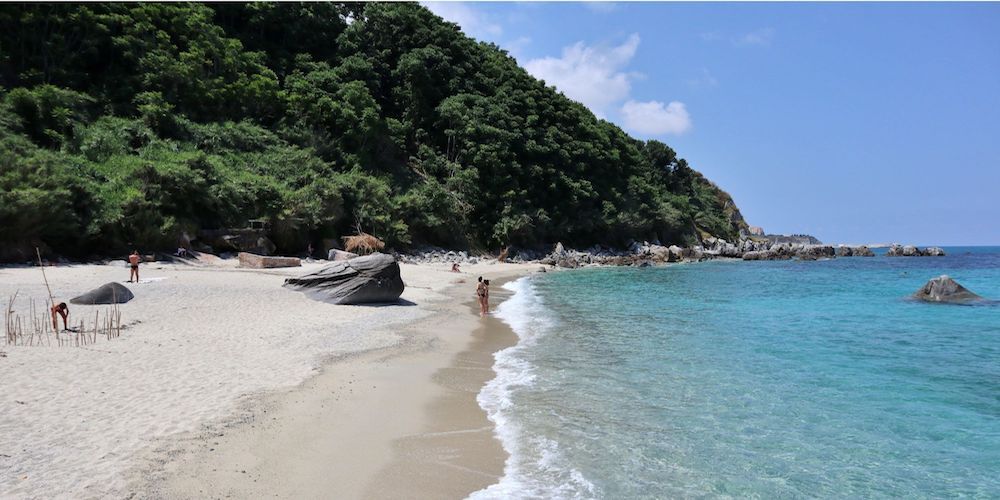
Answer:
470;277;597;499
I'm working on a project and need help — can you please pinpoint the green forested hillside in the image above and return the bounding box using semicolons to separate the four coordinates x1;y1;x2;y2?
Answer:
0;2;746;260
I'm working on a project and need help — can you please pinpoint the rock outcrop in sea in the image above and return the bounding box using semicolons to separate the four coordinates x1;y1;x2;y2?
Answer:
886;244;946;257
397;236;943;268
284;253;405;305
837;245;875;257
913;275;982;303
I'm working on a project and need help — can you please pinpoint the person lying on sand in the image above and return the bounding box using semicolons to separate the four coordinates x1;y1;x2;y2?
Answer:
128;250;140;283
51;302;69;331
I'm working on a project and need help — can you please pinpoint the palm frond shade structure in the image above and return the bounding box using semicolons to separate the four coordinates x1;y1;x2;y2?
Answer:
343;232;385;255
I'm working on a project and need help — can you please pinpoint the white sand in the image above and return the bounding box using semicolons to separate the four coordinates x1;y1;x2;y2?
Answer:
0;258;535;499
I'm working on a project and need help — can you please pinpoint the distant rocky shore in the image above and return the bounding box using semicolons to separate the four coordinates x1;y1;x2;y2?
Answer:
399;237;945;269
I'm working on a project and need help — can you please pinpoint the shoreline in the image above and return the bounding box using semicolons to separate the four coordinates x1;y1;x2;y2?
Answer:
131;267;531;499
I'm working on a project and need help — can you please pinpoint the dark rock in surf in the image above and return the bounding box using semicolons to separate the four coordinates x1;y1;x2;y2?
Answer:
283;253;404;305
70;282;134;305
913;275;982;304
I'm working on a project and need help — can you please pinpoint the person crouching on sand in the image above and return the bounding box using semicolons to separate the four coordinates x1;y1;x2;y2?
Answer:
452;262;461;273
51;302;69;331
128;250;140;283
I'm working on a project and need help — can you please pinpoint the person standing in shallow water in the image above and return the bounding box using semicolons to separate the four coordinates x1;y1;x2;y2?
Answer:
476;276;488;316
128;250;140;283
483;279;491;315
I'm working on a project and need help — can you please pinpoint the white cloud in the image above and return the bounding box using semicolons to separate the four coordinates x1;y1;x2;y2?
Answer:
701;28;776;47
422;2;502;39
585;2;618;13
687;68;718;89
525;33;691;136
524;34;640;117
505;36;532;59
734;28;775;47
621;100;692;136
700;31;723;42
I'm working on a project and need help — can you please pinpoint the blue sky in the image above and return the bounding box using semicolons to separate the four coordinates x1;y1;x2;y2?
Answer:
423;2;1000;245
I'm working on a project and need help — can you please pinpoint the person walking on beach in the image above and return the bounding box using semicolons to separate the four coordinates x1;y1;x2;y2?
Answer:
128;250;141;283
51;302;69;331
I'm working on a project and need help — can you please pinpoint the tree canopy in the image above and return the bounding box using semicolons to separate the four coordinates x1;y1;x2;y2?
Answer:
0;2;746;261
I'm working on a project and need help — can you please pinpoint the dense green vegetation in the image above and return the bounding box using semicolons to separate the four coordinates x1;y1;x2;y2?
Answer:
0;2;746;261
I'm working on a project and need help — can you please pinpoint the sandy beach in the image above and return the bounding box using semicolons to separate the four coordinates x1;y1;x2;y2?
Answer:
0;258;535;499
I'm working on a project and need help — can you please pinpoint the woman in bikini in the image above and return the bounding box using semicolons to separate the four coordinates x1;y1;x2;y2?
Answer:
483;279;491;315
476;276;488;316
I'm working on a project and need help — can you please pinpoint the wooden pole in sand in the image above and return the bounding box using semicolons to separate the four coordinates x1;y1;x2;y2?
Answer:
36;247;55;306
36;247;60;333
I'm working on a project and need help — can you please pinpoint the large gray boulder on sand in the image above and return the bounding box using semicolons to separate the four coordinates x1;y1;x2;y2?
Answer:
70;282;134;305
283;253;405;305
913;275;982;304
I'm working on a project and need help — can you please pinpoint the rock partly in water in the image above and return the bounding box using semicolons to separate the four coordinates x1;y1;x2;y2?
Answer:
668;245;683;262
887;244;945;257
913;275;982;304
924;247;946;256
796;245;836;261
283;253;405;305
70;282;134;305
853;245;875;257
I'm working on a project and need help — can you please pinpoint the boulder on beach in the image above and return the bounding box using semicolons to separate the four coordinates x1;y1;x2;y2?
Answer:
283;253;405;305
70;282;134;305
913;275;982;304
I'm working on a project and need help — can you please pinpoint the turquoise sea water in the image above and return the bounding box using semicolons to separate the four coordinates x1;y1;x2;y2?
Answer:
473;247;1000;499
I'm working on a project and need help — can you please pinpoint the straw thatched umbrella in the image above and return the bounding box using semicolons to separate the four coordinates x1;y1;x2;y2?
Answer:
343;231;385;255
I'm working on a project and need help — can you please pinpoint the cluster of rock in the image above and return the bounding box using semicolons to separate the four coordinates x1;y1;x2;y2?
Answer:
392;237;941;270
886;244;945;257
533;238;857;268
836;246;875;257
191;229;277;256
396;246;482;265
741;243;875;261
